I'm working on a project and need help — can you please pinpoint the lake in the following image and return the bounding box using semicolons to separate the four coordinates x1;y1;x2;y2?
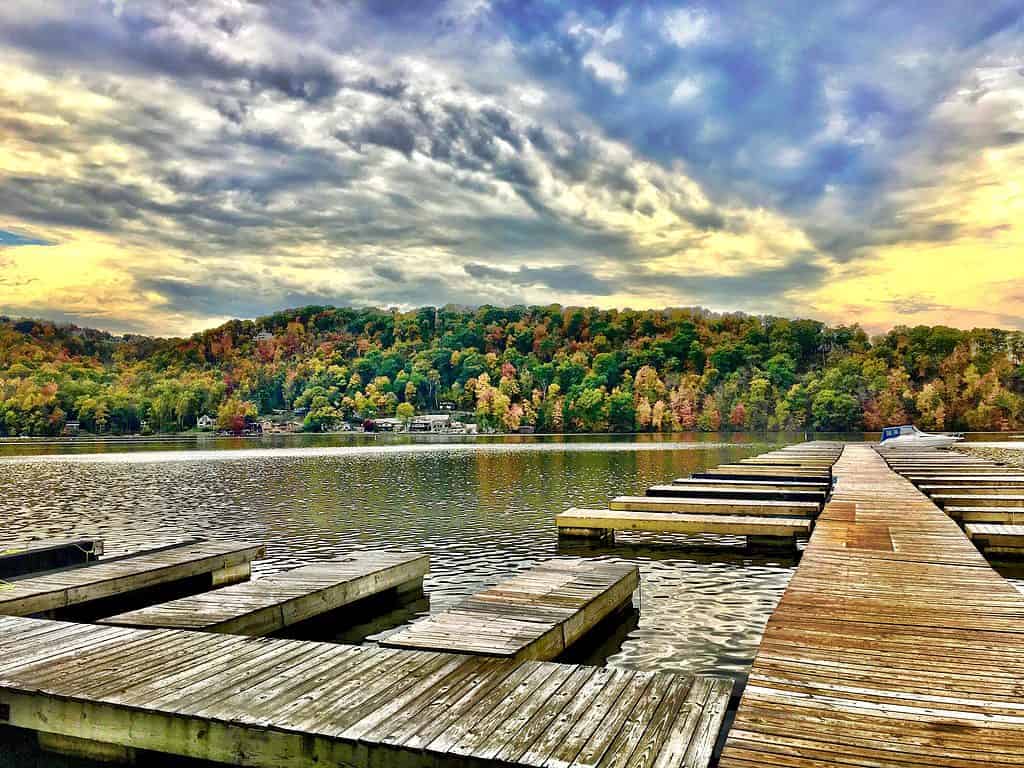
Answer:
5;431;1024;765
0;431;817;765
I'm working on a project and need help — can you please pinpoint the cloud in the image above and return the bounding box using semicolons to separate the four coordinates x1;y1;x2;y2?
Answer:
663;8;711;48
582;51;627;92
463;263;616;295
0;1;1021;335
669;77;701;105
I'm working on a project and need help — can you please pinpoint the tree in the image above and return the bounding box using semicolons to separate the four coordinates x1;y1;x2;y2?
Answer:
217;396;257;434
811;390;860;432
651;399;667;431
636;397;652;430
729;402;747;429
608;389;636;432
3;307;1024;438
396;402;415;423
697;396;721;431
571;388;609;432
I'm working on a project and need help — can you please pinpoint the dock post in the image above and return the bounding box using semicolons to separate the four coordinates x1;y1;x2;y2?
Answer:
38;732;136;764
557;526;615;543
210;560;252;587
396;575;425;595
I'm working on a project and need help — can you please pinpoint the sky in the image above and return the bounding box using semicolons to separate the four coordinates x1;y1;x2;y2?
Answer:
0;1;1023;337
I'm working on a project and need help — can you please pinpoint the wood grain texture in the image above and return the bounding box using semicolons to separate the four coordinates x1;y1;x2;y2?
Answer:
0;615;731;768
0;540;265;616
380;559;638;661
98;551;428;634
720;444;1024;768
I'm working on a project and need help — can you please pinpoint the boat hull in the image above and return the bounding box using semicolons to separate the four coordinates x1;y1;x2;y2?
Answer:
879;435;963;449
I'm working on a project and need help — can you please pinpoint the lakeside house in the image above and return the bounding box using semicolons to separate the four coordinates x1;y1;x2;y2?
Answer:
62;420;80;437
409;414;453;432
197;414;216;430
259;419;303;434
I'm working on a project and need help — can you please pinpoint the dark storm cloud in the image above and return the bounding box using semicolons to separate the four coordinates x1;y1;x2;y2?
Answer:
0;9;410;106
625;252;830;306
809;218;965;263
372;264;406;282
495;0;1024;224
1;0;1021;333
463;263;616;295
135;274;361;319
132;270;524;322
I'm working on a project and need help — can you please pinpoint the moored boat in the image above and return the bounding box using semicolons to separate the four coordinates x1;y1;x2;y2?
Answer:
879;424;964;449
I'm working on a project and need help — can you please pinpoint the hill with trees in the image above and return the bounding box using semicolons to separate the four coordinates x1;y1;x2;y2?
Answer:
1;305;1023;436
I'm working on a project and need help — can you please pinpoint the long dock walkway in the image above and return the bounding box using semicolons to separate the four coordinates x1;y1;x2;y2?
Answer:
720;444;1024;767
381;559;638;661
0;615;731;768
98;551;428;635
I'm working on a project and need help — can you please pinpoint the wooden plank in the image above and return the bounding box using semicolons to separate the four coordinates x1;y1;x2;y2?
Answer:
720;443;1024;767
98;551;428;635
557;508;811;538
611;495;820;517
0;617;730;768
380;559;638;661
0;540;265;617
647;485;827;503
671;478;829;490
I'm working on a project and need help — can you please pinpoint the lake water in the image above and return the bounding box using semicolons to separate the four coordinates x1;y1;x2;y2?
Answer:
5;431;1024;765
0;433;807;686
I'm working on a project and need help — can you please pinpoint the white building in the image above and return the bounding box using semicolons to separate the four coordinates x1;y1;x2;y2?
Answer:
409;414;453;432
197;414;216;430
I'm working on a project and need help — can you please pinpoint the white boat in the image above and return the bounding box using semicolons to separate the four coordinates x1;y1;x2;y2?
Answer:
878;424;964;449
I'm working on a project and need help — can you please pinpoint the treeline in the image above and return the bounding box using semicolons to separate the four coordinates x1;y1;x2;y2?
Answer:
1;305;1023;436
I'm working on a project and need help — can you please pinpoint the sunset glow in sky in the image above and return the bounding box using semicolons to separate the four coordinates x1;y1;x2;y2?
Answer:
1;2;1023;336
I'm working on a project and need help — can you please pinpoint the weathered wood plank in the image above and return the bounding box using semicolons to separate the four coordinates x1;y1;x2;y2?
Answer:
381;559;637;661
720;444;1024;768
557;508;811;540
98;551;428;635
0;540;265;617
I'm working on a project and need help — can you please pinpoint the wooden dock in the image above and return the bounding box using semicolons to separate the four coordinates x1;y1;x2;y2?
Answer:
671;478;830;490
0;540;265;618
98;551;428;636
883;448;1024;555
720;444;1024;767
381;559;638;661
966;523;1024;556
693;466;831;482
647;484;827;503
0;537;103;579
610;495;821;517
558;443;839;550
558;508;812;548
0;615;731;768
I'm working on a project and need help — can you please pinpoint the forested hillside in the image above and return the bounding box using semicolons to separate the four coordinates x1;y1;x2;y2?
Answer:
2;305;1023;436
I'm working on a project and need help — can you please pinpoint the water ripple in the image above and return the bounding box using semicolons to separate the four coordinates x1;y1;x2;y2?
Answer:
0;436;798;687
